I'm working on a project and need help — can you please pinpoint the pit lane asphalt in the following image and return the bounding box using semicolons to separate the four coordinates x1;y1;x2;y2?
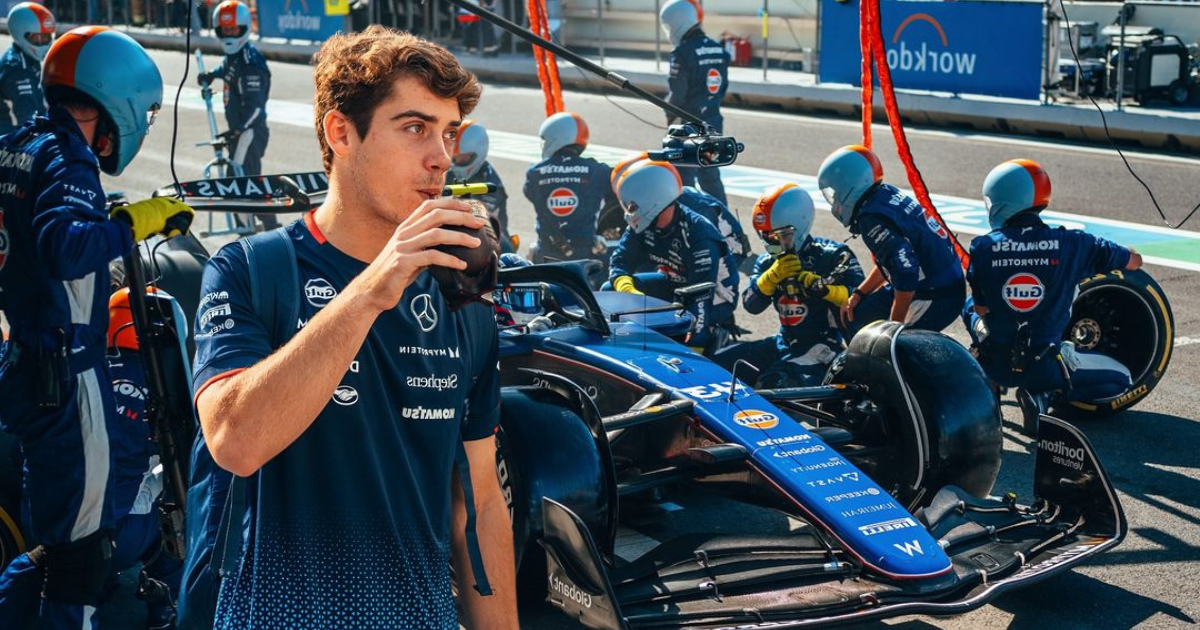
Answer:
83;43;1200;629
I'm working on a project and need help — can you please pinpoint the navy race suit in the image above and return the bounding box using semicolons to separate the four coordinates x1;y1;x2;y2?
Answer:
0;110;134;629
964;213;1132;400
190;213;500;629
667;28;730;205
458;161;512;254
524;150;615;261
681;185;749;267
212;44;270;177
849;183;965;335
0;45;45;135
608;202;738;349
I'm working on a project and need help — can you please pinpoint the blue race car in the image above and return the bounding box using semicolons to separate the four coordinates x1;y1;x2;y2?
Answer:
491;261;1124;629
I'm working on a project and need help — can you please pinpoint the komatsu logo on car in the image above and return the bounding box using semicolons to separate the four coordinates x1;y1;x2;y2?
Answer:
858;517;919;536
772;445;826;458
402;406;457;420
549;572;592;609
755;433;811;448
734;410;778;429
1039;438;1085;471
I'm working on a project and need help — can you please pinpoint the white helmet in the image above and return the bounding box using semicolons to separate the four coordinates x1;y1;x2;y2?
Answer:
752;183;815;255
618;161;683;234
7;2;55;62
213;0;252;56
817;145;884;229
451;120;489;182
538;111;589;159
660;0;702;47
982;159;1051;230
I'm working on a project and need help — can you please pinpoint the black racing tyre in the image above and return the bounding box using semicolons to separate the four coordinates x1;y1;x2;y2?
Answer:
495;387;611;601
829;322;1003;509
1062;268;1173;417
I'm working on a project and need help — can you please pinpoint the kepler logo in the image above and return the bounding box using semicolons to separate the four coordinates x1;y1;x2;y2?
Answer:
407;373;458;391
886;14;977;76
1002;273;1045;313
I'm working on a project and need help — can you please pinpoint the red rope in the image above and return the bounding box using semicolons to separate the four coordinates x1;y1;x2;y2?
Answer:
858;0;873;148
527;0;564;115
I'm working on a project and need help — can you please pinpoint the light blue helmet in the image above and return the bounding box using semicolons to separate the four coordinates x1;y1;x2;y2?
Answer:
6;2;55;62
660;0;702;47
213;0;252;56
982;159;1052;230
43;27;163;176
451;119;489;182
817;145;884;229
618;161;683;234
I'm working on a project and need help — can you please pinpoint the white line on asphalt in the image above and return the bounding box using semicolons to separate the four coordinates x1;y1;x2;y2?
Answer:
1175;336;1200;348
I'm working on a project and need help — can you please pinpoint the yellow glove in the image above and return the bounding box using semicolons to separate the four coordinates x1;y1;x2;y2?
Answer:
612;275;643;295
755;254;801;295
821;285;851;307
797;270;822;288
111;198;195;242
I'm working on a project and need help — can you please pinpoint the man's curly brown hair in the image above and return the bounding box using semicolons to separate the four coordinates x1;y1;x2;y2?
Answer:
312;26;482;172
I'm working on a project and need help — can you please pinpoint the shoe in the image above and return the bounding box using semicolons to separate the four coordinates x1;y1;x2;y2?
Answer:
1016;388;1048;437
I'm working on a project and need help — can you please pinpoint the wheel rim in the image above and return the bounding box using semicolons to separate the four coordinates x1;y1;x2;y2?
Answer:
1070;283;1159;383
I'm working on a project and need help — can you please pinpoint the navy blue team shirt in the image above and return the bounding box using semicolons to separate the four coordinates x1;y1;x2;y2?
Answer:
191;213;500;630
854;183;963;295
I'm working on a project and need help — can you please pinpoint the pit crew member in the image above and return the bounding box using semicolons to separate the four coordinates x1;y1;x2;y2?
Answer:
714;183;863;388
0;27;191;629
187;27;517;629
818;144;965;337
451;119;513;252
524;111;615;264
964;159;1140;433
607;160;739;355
660;0;730;205
0;3;54;134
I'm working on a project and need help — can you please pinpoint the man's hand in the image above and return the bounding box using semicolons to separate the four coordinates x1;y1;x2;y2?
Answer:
346;198;486;314
111;198;195;242
840;289;864;326
197;71;214;86
612;275;644;295
218;128;241;147
756;254;801;295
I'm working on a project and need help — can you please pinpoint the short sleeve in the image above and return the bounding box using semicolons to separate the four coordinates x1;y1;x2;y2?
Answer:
1077;231;1132;275
191;243;274;395
462;303;500;441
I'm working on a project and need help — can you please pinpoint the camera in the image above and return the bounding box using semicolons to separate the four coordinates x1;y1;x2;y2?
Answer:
649;124;744;169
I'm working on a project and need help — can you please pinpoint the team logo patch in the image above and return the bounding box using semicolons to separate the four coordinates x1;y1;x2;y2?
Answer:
0;209;8;272
1002;273;1045;312
410;293;439;332
777;296;808;326
753;212;767;228
305;278;337;307
547;188;579;217
734;409;778;429
706;69;723;95
925;215;948;239
332;385;359;406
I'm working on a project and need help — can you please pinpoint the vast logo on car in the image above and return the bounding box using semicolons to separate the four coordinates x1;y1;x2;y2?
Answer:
734;409;778;430
1002;273;1044;312
547;188;579;217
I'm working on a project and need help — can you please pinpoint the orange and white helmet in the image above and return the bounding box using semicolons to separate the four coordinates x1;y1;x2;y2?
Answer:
538;111;589;159
450;119;489;182
982;159;1051;230
752;183;815;255
817;145;884;228
7;2;55;62
610;151;650;191
617;161;683;234
213;0;252;56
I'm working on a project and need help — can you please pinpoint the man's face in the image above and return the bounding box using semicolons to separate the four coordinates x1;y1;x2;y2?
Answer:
346;75;462;225
653;204;676;230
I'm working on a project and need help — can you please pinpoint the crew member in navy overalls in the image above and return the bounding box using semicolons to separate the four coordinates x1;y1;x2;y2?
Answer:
0;3;54;134
964;159;1140;433
715;184;864;388
451;120;513;253
660;0;730;206
818;145;965;337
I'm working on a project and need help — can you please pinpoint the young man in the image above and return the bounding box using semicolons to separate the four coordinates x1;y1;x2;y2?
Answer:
965;159;1140;433
715;184;864;388
660;0;730;205
198;0;276;229
524;111;615;265
0;3;53;134
607;160;739;355
0;27;191;630
187;27;517;629
451;119;513;252
818;145;965;337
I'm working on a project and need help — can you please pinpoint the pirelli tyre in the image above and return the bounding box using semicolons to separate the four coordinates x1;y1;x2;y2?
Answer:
1062;268;1173;417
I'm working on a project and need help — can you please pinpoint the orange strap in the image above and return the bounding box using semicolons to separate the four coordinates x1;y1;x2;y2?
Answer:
859;0;873;149
860;0;968;270
528;0;564;115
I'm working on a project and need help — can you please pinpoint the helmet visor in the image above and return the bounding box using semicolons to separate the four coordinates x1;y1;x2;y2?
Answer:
820;186;837;207
452;152;477;168
24;32;52;46
759;226;796;255
218;24;248;38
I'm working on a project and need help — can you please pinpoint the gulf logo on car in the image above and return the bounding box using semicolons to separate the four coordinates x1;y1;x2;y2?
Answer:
734;409;778;429
1003;273;1045;312
547;187;579;217
706;69;723;95
778;296;808;326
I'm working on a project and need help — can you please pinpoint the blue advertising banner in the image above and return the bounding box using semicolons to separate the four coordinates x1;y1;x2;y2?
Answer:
256;0;344;41
819;0;1044;100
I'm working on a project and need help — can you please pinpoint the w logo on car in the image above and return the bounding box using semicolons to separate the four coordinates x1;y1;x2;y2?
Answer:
1002;273;1044;313
734;409;778;430
547;188;579;217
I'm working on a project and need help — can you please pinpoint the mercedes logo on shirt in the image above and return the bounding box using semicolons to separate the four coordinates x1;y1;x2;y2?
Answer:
410;293;438;332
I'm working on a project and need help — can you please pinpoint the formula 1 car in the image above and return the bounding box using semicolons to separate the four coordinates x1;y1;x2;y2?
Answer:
492;261;1125;629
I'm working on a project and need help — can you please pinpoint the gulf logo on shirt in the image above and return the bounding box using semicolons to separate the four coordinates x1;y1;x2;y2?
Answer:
1002;273;1045;312
734;409;778;430
777;296;808;326
547;187;579;217
706;69;723;95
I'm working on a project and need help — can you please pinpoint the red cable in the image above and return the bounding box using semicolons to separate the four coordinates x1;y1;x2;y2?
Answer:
858;0;873;148
528;0;555;116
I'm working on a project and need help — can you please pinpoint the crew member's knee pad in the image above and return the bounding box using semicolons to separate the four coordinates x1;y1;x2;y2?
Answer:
40;530;115;606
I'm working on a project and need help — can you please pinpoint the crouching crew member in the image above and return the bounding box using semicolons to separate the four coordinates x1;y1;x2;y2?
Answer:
451;119;513;252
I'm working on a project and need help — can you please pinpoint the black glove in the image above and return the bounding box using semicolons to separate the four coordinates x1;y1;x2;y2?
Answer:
219;128;241;147
197;72;214;86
